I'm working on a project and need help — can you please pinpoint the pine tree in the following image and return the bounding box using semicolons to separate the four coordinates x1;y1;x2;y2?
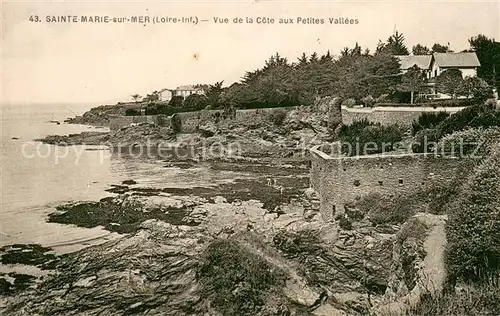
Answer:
309;52;319;63
386;31;409;55
297;52;308;66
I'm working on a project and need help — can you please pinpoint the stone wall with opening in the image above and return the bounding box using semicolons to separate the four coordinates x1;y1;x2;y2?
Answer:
310;146;465;221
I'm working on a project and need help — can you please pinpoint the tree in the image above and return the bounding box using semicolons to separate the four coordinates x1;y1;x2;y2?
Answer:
431;43;450;53
204;81;225;108
436;69;464;98
184;94;208;111
399;65;425;104
375;40;386;54
168;95;184;108
350;43;362;57
131;94;142;103
320;50;333;63
412;44;431;55
469;34;500;90
385;31;409;55
458;76;491;101
144;91;159;103
297;53;308;66
309;52;319;63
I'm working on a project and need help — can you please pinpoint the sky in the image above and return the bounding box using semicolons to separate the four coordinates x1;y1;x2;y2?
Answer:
2;0;499;105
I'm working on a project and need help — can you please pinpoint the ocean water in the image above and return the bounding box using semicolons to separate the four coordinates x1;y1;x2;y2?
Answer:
0;103;251;253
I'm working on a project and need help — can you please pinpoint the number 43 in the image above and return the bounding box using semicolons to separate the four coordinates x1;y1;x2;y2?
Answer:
29;15;40;22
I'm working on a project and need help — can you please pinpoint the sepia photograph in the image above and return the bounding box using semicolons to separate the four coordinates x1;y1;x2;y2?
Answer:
1;0;500;315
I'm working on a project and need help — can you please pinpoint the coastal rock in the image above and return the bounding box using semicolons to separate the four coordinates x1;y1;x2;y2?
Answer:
198;122;217;137
36;123;176;148
122;179;137;185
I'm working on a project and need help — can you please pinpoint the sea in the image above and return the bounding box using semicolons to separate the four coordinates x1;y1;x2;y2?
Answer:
0;103;252;253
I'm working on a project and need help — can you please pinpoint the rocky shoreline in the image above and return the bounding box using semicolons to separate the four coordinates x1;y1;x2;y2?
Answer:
1;99;453;315
37;98;341;162
0;157;448;315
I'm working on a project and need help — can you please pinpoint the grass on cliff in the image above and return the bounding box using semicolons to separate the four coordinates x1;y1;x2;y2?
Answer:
397;283;500;316
197;239;288;316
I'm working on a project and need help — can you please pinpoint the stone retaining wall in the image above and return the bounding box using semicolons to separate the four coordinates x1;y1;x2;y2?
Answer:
341;106;465;127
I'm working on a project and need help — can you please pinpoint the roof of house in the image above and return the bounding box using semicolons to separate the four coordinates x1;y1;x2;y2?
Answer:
433;52;481;68
159;85;203;92
175;85;200;91
394;55;432;70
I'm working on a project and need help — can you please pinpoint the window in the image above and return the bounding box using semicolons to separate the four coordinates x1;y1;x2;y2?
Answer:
398;179;404;185
378;181;383;186
354;180;361;187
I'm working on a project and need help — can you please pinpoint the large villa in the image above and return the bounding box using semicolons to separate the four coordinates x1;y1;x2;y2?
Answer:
157;85;204;102
395;52;481;98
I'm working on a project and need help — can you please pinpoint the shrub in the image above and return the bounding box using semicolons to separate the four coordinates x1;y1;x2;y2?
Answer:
436;69;464;98
198;239;286;316
339;119;405;156
335;214;352;230
400;283;500;316
354;193;419;225
437;104;493;136
144;104;159;115
267;109;287;126
184;94;208;111
445;147;500;284
125;108;140;116
437;127;500;158
344;203;366;221
469;109;500;128
458;76;491;102
414;94;432;104
411;112;450;136
375;94;390;104
361;95;376;107
342;98;356;108
425;173;472;215
411;127;441;153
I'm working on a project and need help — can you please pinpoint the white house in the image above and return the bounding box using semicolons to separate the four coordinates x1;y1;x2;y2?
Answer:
395;52;482;99
158;88;173;102
173;85;204;98
157;85;204;102
394;52;481;79
430;52;481;78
